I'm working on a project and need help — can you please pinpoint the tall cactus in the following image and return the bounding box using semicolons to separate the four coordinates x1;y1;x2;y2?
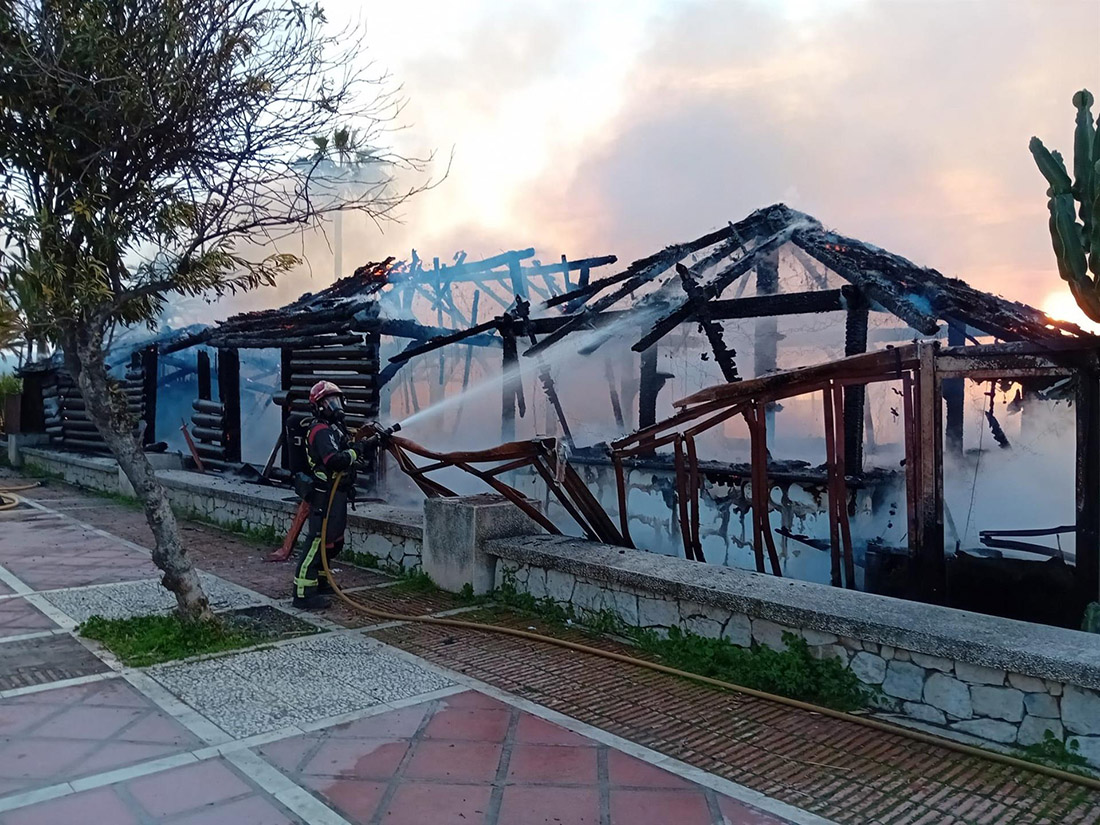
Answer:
1029;89;1100;322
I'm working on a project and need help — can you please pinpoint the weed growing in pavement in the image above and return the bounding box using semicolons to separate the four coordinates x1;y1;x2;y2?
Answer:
491;568;870;711
80;614;266;667
391;567;437;594
1019;731;1092;774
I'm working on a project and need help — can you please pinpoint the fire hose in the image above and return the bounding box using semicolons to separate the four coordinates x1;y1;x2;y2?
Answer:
0;483;39;511
316;469;1100;793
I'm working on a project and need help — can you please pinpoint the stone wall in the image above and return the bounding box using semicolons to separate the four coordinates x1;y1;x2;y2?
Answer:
23;448;118;494
21;448;423;571
489;535;1100;768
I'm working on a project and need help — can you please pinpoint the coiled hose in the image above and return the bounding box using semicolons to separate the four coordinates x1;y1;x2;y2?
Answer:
0;483;38;511
314;472;1100;791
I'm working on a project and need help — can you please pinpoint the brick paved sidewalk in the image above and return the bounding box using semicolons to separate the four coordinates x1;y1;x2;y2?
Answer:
0;485;814;825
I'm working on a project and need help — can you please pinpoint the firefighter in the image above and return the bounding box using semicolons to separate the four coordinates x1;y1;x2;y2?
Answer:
292;380;370;609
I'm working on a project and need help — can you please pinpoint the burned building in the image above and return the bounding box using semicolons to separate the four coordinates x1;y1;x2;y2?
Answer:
14;204;1099;628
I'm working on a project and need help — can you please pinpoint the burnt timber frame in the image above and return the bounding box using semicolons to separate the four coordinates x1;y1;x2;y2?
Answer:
609;340;1099;603
368;429;628;547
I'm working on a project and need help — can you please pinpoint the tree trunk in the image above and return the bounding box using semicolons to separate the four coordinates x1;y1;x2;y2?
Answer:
62;323;212;621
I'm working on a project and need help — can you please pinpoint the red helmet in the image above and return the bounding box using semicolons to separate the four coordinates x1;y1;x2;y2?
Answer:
309;380;343;406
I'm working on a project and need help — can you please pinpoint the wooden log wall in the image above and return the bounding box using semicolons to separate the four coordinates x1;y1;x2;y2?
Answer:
275;334;381;481
43;355;148;453
186;348;242;471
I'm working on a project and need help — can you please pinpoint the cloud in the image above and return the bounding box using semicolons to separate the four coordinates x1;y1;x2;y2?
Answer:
516;0;1100;306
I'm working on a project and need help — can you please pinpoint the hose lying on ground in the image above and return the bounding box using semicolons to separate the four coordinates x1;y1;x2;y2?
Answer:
0;483;39;511
316;471;1100;793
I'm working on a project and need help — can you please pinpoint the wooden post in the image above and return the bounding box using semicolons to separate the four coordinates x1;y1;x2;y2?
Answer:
140;345;158;446
1076;368;1100;603
943;321;966;456
197;350;211;401
843;291;869;474
914;342;945;603
639;344;659;430
501;317;519;442
754;249;779;443
508;254;527;300
217;348;241;464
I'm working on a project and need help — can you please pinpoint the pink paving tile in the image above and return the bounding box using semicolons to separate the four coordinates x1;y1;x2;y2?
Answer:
421;706;513;742
301;776;387;823
403;740;503;782
610;789;714;825
0;599;55;638
507;744;600;785
375;782;491;825
498;786;602;825
607;750;696;790
34;705;147;740
0;787;139;825
513;714;595;747
0;678;201;795
161;794;297;825
0;739;101;781
127;759;253;818
300;738;409;779
328;703;431;739
257;735;318;774
717;795;795;824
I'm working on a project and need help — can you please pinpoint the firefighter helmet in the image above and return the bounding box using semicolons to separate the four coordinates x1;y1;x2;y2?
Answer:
309;380;343;406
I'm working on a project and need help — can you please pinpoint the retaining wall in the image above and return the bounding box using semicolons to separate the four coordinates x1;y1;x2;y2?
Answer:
487;534;1100;768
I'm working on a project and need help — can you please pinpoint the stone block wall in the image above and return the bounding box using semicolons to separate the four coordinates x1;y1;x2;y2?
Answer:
496;557;1100;768
23;448;118;494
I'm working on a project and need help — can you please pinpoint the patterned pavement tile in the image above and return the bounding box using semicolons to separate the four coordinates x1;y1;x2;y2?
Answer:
0;757;298;825
40;573;260;622
0;600;57;639
0;678;201;798
255;689;793;825
0;635;110;692
148;634;453;738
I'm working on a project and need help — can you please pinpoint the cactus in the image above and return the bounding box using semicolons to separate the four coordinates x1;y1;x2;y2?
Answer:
1029;89;1100;322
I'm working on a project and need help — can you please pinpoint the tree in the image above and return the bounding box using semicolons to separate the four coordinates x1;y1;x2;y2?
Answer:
1030;89;1100;322
0;0;431;619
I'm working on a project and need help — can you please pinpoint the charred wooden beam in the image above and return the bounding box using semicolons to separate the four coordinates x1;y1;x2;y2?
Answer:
708;287;851;319
843;289;869;474
217;349;241;464
943;321;966;455
639;345;660;430
501;316;521;442
675;263;740;383
197;351;212;401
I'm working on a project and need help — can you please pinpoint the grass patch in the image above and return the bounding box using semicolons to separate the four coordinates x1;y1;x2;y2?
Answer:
1019;731;1092;775
173;505;282;546
391;567;437;594
492;570;870;712
344;550;380;570
80;614;266;667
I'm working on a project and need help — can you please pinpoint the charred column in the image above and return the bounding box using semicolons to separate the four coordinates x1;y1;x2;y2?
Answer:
843;289;869;474
500;315;519;442
754;249;780;441
197;351;212;401
639;344;659;430
280;348;293;471
218;348;241;464
1076;369;1100;603
943;321;966;456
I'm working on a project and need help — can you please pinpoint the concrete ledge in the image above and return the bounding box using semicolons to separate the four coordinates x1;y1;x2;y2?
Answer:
486;535;1100;691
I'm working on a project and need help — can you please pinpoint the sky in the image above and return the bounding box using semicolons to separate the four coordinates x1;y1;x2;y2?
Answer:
209;0;1100;328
